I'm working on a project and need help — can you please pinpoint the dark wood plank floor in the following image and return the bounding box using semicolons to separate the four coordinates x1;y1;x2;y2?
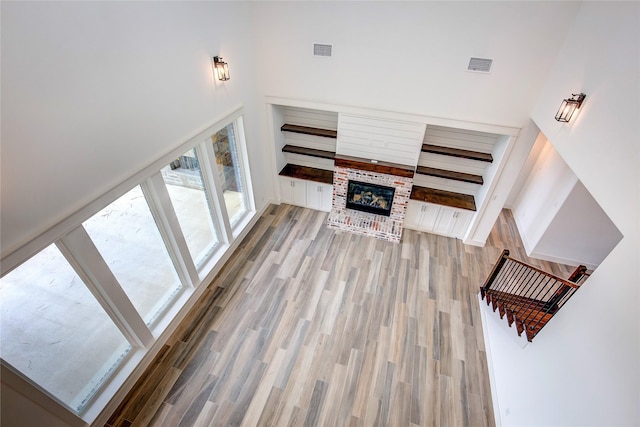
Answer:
106;205;574;427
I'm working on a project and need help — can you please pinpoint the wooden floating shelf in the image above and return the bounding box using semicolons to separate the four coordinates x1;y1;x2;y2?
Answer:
282;144;336;160
334;155;415;178
416;166;483;185
422;144;493;163
281;124;337;139
410;186;476;211
279;164;334;185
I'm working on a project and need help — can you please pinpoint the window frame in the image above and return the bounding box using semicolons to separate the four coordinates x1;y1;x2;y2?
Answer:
0;106;257;423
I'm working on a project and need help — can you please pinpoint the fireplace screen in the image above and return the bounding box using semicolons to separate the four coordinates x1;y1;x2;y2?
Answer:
346;180;395;217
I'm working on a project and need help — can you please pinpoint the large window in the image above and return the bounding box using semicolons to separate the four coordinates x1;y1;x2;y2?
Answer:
211;122;250;227
0;110;255;422
161;147;220;268
83;185;183;327
0;244;131;412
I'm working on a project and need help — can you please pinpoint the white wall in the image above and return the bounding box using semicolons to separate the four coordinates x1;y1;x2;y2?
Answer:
484;2;640;425
0;1;271;260
251;1;580;127
512;138;578;253
463;133;516;246
504;128;548;208
533;180;623;269
512;135;623;269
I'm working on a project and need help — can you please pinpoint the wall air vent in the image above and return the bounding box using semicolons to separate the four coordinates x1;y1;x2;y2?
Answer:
313;43;332;57
467;57;493;73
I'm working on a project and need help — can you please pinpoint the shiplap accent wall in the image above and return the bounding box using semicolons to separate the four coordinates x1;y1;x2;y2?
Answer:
336;114;426;166
412;174;479;196
424;125;498;153
283;107;338;130
282;107;338;171
417;153;487;176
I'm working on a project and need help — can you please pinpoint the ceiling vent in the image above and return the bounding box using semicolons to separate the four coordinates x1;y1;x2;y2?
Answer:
467;57;493;73
313;43;332;57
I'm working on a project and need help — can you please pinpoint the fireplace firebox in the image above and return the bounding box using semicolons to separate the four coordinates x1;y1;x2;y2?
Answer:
346;180;395;217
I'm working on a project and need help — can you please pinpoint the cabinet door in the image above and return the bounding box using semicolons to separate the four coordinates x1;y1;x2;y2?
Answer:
404;201;424;229
404;201;440;232
450;210;473;239
421;203;440;231
434;208;457;235
280;178;306;207
306;183;322;210
434;207;473;238
320;184;333;212
306;183;333;212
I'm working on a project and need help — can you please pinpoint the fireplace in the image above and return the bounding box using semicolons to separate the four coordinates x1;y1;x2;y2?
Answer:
346;180;395;217
328;155;414;243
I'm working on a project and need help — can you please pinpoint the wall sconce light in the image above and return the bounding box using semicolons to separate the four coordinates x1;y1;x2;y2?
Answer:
555;93;586;122
213;56;230;81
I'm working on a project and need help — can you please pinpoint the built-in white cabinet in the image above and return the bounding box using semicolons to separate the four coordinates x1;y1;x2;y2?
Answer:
404;201;439;231
279;177;333;212
404;200;473;239
306;182;333;212
279;177;307;207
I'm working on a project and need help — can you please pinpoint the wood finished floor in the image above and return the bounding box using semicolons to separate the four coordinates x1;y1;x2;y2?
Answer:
106;205;574;427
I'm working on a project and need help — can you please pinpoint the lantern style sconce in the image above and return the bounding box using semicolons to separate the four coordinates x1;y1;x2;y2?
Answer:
555;93;586;122
213;56;230;81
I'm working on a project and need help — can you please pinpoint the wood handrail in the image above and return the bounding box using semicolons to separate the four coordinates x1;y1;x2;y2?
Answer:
502;256;580;289
479;250;582;342
481;249;509;295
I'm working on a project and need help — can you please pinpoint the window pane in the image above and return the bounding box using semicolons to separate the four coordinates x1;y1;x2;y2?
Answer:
0;244;131;413
83;186;182;326
161;148;220;267
211;123;249;226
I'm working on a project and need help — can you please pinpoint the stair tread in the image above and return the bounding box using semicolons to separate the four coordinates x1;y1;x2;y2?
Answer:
281;124;337;139
279;164;334;185
410;186;476;211
484;288;556;341
416;166;484;185
422;144;493;162
282;144;336;160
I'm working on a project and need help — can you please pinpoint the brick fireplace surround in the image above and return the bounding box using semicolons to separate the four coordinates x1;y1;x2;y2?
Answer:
327;155;415;243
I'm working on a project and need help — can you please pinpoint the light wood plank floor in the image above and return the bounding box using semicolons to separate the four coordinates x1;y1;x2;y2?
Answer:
106;205;575;427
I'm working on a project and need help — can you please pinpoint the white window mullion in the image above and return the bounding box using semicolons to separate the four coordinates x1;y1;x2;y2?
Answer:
198;142;233;244
57;226;154;348
234;116;256;214
141;173;199;287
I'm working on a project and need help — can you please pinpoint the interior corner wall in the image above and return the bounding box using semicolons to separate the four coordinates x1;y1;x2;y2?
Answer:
504;129;548;209
531;180;623;269
485;2;640;426
511;138;578;254
0;1;270;259
1;382;84;427
466;119;552;247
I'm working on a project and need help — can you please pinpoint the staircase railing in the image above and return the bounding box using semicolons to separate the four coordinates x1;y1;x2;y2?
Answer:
479;250;584;342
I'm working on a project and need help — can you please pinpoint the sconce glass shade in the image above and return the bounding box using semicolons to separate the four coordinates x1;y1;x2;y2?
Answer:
555;93;586;122
213;56;230;81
